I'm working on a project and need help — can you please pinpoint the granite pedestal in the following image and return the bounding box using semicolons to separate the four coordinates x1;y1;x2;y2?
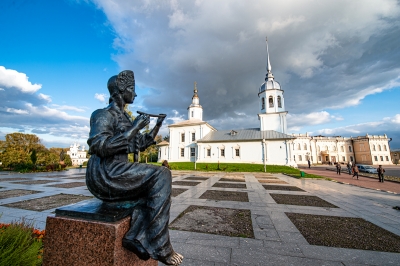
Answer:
43;199;157;266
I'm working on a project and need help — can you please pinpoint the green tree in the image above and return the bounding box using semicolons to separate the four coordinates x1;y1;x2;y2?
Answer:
30;150;37;165
64;154;72;166
0;133;45;167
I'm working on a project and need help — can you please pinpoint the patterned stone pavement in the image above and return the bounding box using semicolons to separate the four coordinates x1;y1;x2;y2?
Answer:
0;169;400;265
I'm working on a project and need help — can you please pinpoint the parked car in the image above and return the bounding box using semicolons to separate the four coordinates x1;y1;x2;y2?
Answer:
356;164;378;174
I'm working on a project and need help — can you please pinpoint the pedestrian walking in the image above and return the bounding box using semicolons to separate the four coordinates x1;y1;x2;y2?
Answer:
336;163;341;175
377;165;385;182
352;165;359;180
346;162;351;175
307;159;311;168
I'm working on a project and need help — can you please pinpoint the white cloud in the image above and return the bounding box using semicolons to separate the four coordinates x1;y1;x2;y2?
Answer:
0;66;42;93
6;108;29;115
38;93;52;102
0;88;4;91
52;104;86;112
94;93;107;103
287;111;332;127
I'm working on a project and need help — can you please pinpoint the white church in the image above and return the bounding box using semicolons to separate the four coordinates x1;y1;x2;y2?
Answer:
157;39;297;167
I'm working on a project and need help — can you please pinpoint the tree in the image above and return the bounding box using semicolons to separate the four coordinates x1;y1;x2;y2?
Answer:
163;135;170;142
64;154;72;166
0;133;45;167
30;150;37;165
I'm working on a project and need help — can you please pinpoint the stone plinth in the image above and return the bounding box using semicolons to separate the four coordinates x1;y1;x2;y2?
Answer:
43;199;156;266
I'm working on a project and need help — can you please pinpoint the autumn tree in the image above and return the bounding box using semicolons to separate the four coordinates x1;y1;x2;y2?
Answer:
0;133;45;167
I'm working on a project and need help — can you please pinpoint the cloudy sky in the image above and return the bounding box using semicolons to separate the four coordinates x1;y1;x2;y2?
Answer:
1;0;400;149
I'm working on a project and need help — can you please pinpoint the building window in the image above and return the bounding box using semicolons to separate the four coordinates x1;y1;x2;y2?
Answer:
180;148;184;157
325;145;328;151
191;111;194;117
350;156;354;161
190;148;195;157
384;145;387;151
303;143;307;150
181;133;185;142
341;146;344;152
207;149;211;157
380;156;383;161
294;155;296;161
261;97;265;109
361;155;366;161
311;156;313;161
342;156;345;161
378;145;382;151
277;96;282;108
269;96;274;107
318;156;321;161
298;155;302;161
192;132;195;141
333;146;336;151
360;144;365;151
235;148;240;157
221;149;225;157
297;143;301;150
349;146;352;152
372;145;376;151
386;156;389;161
374;156;378;161
325;156;329;161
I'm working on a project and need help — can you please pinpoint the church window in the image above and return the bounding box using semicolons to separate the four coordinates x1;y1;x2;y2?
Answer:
349;146;352;152
386;156;389;161
221;149;225;157
261;97;265;109
303;143;307;150
342;156;345;161
268;96;274;107
325;146;328;151
191;111;194;117
318;156;321;161
181;133;185;142
359;144;365;151
180;148;184;157
190;148;195;157
277;96;282;108
378;145;382;151
384;145;387;151
235;148;240;157
372;145;376;151
207;149;211;157
192;133;195;141
298;155;302;161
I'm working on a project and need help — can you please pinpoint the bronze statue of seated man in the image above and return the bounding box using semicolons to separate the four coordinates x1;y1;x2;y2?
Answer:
86;70;183;265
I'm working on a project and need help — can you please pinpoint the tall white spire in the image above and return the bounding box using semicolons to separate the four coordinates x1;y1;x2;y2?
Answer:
265;36;274;81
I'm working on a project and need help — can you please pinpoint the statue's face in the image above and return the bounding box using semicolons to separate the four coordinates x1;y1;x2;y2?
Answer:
123;83;136;104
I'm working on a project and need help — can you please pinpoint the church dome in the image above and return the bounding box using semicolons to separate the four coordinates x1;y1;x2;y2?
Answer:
259;78;281;93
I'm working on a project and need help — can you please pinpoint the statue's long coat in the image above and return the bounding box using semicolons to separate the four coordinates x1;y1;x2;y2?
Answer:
86;101;173;260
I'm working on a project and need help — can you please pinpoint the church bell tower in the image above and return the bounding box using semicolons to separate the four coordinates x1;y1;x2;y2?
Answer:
258;38;288;134
188;81;203;121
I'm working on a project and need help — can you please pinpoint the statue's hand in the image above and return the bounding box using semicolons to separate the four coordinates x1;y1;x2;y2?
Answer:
133;114;150;130
156;116;165;127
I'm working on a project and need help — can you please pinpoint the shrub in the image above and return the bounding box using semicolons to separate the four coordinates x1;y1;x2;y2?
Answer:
0;220;44;266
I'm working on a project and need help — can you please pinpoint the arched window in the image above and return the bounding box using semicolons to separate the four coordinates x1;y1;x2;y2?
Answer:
378;145;382;151
303;143;307;150
384;145;387;151
372;145;376;151
349;146;352;152
297;143;301;150
269;96;274;107
261;97;265;109
277;96;282;108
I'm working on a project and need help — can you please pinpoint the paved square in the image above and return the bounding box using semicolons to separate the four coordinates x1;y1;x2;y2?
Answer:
0;169;399;265
271;194;338;208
